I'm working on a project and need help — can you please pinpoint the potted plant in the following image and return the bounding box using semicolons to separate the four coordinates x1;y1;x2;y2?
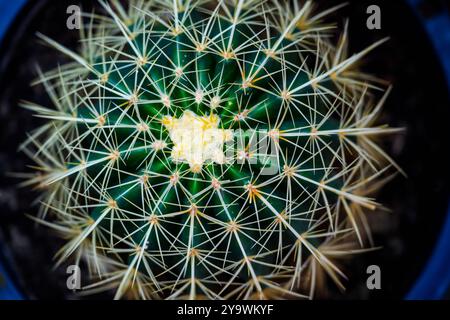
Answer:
0;0;449;300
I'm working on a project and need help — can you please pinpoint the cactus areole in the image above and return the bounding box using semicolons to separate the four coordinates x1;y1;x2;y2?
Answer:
21;0;400;299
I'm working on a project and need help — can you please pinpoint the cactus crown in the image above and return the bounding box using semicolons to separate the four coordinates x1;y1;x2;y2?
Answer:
21;0;400;299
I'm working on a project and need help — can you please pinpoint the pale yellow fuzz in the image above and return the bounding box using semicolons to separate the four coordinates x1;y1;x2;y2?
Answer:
163;111;233;171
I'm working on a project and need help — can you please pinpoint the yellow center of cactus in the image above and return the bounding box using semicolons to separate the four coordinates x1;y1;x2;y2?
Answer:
163;111;233;171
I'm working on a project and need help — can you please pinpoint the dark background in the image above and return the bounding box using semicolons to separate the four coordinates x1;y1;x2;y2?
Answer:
0;0;449;299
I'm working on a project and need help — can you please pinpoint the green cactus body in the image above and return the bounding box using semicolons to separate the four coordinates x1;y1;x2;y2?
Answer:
21;0;400;299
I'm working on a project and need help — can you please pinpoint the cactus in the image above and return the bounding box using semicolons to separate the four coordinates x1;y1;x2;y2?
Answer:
20;0;401;299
